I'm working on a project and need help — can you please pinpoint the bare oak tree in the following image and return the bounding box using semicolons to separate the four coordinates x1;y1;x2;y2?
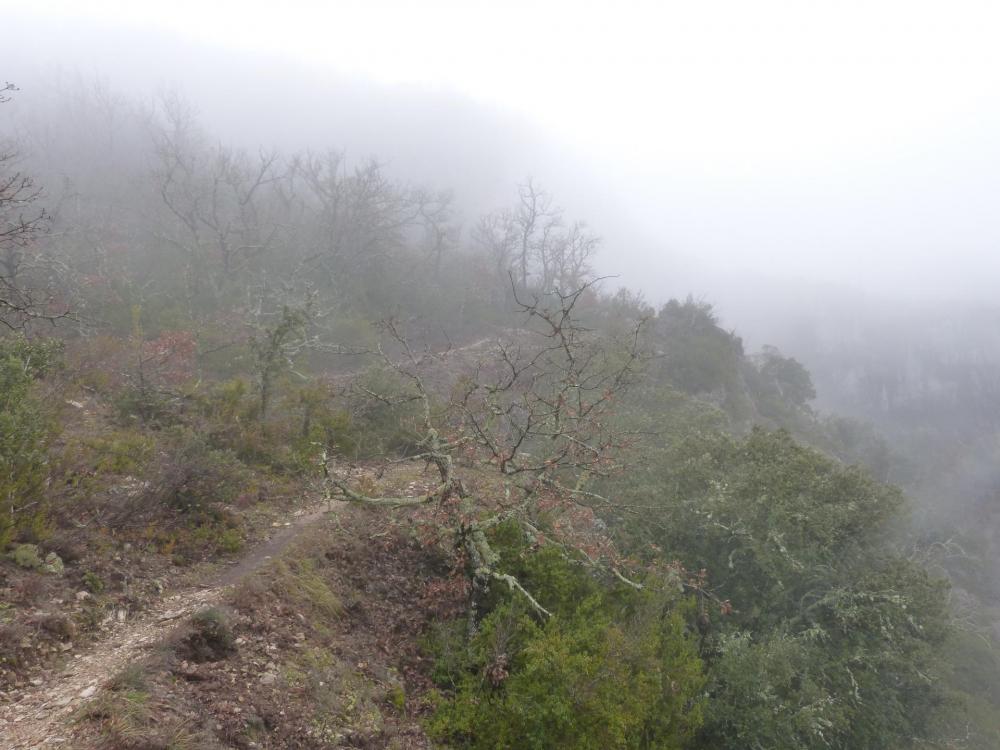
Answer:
324;277;647;628
474;179;597;296
291;151;452;293
0;82;65;330
150;94;286;294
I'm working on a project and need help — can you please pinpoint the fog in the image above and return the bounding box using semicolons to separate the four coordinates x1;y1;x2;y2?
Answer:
5;5;1000;743
6;4;1000;507
9;1;1000;317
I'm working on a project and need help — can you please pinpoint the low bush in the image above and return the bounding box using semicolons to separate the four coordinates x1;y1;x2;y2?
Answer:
0;337;60;547
426;526;705;750
177;607;237;663
146;429;249;515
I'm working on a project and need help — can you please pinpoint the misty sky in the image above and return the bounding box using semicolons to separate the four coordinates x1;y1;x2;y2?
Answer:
6;0;1000;309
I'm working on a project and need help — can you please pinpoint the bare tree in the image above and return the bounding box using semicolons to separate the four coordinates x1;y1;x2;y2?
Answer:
150;94;286;294
0;82;65;330
291;151;451;293
476;180;596;295
324;277;647;629
415;186;456;280
473;208;518;283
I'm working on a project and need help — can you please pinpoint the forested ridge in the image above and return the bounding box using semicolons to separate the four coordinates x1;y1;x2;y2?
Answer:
1;80;998;749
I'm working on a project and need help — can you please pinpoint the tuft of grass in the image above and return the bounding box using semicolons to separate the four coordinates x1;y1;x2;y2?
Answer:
285;649;386;743
177;607;237;663
85;431;155;475
215;527;244;554
81;678;217;750
83;570;105;593
108;663;149;693
77;675;151;746
0;622;29;669
234;549;343;625
387;683;407;713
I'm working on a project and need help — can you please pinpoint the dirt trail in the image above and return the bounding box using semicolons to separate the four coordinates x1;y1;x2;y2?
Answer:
0;335;501;749
0;504;334;750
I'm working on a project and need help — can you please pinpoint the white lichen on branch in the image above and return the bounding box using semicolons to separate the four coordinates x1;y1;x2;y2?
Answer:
322;277;649;632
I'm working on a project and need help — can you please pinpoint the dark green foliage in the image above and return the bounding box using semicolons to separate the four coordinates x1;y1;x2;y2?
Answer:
813;415;894;482
937;631;1000;748
0;84;978;748
0;337;61;547
653;298;744;400
82;571;105;593
751;345;816;408
154;429;249;514
0;336;63;379
614;428;951;749
251;305;310;422
111;383;178;426
427;528;705;749
288;382;363;465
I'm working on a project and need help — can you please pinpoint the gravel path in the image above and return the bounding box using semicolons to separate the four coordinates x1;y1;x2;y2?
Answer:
0;504;333;750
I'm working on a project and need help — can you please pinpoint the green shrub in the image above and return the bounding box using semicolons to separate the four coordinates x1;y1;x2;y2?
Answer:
199;377;251;422
346;367;434;457
0;340;58;546
0;336;63;379
215;527;244;554
83;571;105;593
615;427;952;749
9;543;42;569
152;428;250;513
86;431;155;475
112;383;179;426
427;529;705;749
233;542;343;633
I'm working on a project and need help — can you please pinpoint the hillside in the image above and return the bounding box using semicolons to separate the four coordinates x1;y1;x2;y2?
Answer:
1;81;998;749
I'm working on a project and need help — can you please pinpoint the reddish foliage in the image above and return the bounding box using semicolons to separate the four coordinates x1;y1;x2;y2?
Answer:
141;330;197;385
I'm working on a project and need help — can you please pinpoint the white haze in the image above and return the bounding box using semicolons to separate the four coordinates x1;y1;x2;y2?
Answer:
4;0;1000;330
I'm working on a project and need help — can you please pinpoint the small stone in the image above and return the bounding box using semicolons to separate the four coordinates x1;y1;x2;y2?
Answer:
260;673;277;685
75;591;90;602
29;677;43;686
79;685;96;699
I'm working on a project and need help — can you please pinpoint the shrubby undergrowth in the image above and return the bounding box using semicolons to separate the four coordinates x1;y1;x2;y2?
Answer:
0;79;991;748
